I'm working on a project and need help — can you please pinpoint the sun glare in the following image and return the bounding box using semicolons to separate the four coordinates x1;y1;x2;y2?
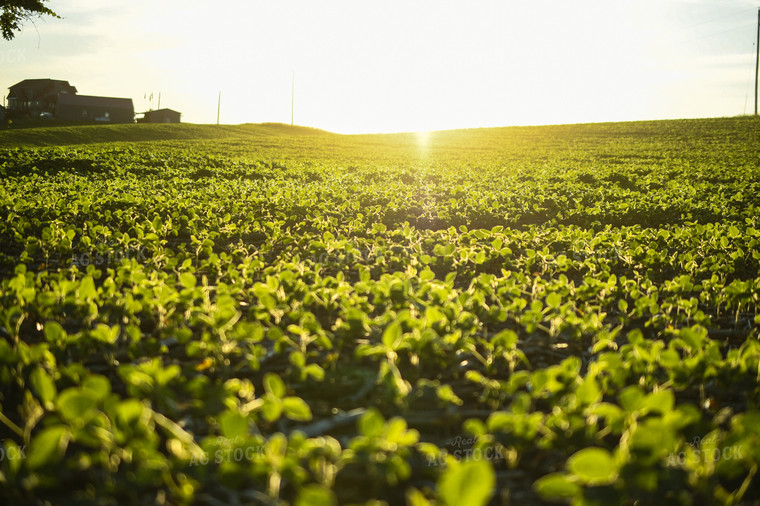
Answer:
415;130;433;158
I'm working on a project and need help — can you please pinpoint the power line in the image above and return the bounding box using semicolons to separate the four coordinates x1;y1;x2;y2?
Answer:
744;43;756;114
755;7;759;115
291;71;294;126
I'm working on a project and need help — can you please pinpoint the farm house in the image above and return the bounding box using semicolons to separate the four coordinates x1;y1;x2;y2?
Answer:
6;78;77;118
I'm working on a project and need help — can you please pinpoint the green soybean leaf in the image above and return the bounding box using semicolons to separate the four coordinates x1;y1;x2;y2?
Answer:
644;389;675;414
567;447;618;485
179;272;197;288
295;484;337;506
219;410;248;439
81;374;111;402
43;321;67;344
406;488;432;506
546;292;562;309
28;426;69;469
263;373;286;398
438;459;495;506
576;376;602;405
283;396;312;421
382;321;403;349
115;399;145;425
359;408;385;438
79;275;97;301
533;472;582;500
30;367;56;406
56;388;97;422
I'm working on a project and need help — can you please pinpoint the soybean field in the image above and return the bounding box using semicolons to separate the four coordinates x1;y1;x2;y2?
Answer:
1;117;760;505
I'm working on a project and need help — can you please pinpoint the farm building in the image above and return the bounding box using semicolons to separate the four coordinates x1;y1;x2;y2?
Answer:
6;78;77;118
56;94;135;123
139;108;181;123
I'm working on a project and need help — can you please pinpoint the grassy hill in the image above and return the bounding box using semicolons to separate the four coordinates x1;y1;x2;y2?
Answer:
2;115;758;150
0;122;331;147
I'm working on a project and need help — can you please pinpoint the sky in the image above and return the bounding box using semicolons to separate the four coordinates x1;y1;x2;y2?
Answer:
1;0;759;133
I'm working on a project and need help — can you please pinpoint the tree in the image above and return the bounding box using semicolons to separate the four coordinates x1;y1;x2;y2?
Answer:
1;1;59;40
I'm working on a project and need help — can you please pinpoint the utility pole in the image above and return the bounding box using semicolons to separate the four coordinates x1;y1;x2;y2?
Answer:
217;91;221;125
157;92;161;110
291;71;295;126
755;7;759;115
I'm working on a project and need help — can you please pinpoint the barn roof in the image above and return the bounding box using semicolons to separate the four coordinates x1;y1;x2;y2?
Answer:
9;78;77;90
8;79;77;99
150;108;181;114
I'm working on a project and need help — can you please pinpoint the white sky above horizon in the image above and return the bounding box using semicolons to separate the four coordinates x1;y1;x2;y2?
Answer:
1;0;758;134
